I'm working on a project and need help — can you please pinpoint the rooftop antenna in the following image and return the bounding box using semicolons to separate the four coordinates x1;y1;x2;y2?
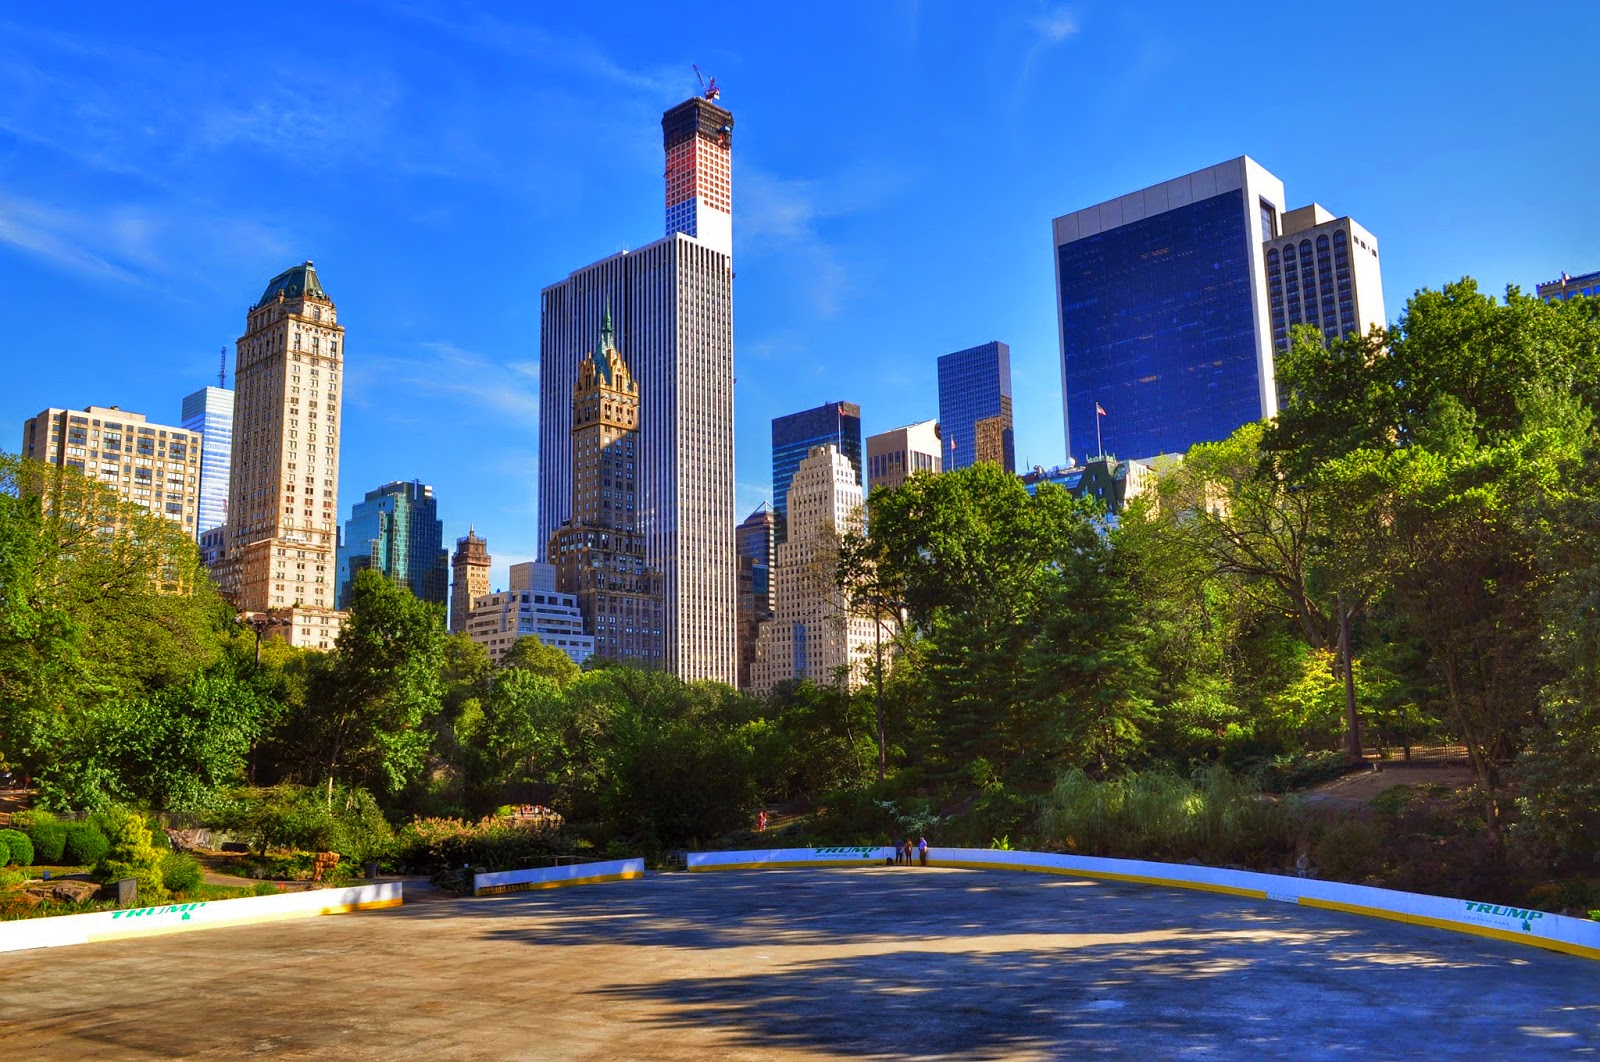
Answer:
219;346;228;389
693;64;720;101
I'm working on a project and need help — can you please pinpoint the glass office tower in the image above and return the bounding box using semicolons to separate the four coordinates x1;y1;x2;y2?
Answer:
770;401;861;543
937;341;1014;474
335;479;449;609
1053;157;1285;463
180;385;234;534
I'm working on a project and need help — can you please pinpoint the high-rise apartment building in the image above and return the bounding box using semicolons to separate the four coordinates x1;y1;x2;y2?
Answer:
219;261;346;650
180;386;234;534
1538;269;1600;302
1264;205;1385;354
538;94;736;684
466;561;595;666
937;342;1015;473
1054;157;1286;463
735;503;776;690
20;405;202;531
335;479;449;610
547;315;664;666
664;95;733;256
771;401;861;542
866;420;942;495
751;444;874;694
450;529;491;635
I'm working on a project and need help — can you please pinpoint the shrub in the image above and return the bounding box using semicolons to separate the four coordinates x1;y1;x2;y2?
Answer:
250;881;281;896
0;829;33;867
211;785;394;864
160;852;204;896
1315;819;1385;881
63;824;111;866
0;836;9;868
95;811;170;904
393;815;573;872
25;821;68;865
147;821;173;852
1038;766;1297;866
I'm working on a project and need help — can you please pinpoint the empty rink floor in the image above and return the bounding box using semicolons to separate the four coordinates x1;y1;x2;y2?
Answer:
1;867;1596;1059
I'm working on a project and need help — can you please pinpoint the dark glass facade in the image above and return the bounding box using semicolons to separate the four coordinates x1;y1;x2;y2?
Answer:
335;480;449;609
1057;189;1264;463
770;401;861;543
936;341;1015;473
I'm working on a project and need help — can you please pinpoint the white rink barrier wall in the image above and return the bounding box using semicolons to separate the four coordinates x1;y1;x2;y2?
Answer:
0;881;402;955
474;857;644;896
687;846;1600;962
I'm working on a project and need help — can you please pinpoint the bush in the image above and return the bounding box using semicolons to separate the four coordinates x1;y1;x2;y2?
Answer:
0;829;33;867
160;852;204;896
1315;818;1385;881
148;821;172;852
63;824;111;866
250;881;281;896
95;811;169;904
1038;766;1297;866
25;821;67;865
0;836;9;868
211;785;394;864
393;815;573;873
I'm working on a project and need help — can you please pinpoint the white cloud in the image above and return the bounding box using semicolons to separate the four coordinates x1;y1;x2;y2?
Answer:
1029;8;1079;43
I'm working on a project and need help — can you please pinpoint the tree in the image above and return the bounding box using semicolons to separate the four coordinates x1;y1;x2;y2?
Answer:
281;570;445;797
499;636;581;688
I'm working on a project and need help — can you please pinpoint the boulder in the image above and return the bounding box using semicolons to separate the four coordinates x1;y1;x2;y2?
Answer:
23;880;102;905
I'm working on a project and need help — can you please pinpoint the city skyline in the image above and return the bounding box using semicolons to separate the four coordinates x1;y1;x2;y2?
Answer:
2;6;1597;589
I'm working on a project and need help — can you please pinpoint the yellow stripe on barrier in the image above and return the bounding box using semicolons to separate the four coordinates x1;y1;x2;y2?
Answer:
476;870;643;895
1298;897;1600;961
83;895;404;945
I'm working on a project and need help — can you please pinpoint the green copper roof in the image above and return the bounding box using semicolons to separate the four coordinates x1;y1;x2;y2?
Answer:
256;261;326;308
593;303;616;385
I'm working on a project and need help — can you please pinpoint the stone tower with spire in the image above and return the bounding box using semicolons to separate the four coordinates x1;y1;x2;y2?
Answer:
221;260;347;649
547;311;663;664
450;527;490;634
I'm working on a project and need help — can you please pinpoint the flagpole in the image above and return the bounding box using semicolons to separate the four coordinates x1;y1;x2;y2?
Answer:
1095;405;1103;459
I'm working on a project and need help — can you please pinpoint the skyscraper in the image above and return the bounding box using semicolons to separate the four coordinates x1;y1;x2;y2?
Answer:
751;444;874;693
937;342;1015;473
1264;205;1385;354
537;94;736;684
20;405;202;532
450;529;491;635
735;503;776;690
1053;157;1285;463
771;401;861;542
547;314;664;666
866;420;942;495
335;479;449;609
219;261;346;650
181;385;234;534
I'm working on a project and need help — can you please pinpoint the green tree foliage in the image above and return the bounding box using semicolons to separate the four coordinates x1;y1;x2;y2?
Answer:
0;456;231;794
499;636;582;687
279;570;446;795
865;463;1153;782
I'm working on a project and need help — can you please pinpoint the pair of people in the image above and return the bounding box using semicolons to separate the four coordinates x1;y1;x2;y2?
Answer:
891;837;930;866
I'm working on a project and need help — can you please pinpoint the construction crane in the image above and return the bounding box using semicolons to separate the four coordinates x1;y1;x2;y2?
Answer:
693;64;720;101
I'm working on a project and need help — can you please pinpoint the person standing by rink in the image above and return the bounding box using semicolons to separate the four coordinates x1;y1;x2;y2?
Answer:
757;810;768;832
917;836;929;867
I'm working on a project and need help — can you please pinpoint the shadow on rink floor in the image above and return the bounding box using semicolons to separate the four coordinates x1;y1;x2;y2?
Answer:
1;866;1596;1059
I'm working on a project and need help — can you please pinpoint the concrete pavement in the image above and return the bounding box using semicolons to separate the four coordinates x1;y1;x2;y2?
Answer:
0;866;1595;1059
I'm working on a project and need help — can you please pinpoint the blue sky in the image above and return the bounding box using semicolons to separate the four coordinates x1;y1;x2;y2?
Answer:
3;3;1596;589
